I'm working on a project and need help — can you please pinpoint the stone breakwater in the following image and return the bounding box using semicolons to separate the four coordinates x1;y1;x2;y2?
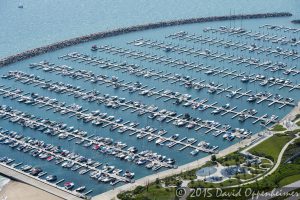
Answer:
0;12;292;67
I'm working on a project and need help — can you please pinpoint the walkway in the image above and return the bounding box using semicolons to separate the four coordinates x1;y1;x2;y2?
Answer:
0;164;81;200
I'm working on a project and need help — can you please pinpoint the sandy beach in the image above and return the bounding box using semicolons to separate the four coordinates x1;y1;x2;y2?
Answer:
0;180;63;200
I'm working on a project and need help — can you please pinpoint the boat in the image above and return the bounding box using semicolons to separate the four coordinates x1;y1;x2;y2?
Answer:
190;149;199;156
46;175;57;182
241;76;250;82
136;159;147;165
75;186;86;193
30;167;43;176
61;161;74;168
170;134;179;140
155;138;165;145
211;108;221;114
226;91;237;98
64;182;75;190
187;138;197;143
21;165;32;172
166;158;175;165
291;20;300;24
222;104;230;109
123;170;135;179
247;95;257;102
146;162;154;169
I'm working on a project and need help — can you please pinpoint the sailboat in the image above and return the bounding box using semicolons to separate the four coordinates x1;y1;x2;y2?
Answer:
18;0;24;8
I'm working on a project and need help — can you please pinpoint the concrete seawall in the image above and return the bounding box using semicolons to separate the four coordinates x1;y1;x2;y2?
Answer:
0;12;292;67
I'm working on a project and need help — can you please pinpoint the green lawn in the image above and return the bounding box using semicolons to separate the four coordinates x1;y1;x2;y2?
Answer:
278;174;300;186
249;168;265;174
234;173;255;180
260;163;273;168
260;158;272;165
188;178;241;188
248;134;293;161
271;124;287;132
117;185;176;200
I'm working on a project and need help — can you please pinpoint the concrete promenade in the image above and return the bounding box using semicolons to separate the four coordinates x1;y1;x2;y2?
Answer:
0;164;82;200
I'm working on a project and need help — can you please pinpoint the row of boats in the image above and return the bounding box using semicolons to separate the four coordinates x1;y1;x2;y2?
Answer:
0;157;86;193
91;44;300;92
206;26;299;45
169;31;298;59
0;105;177;170
0;128;136;186
8;66;282;126
129;38;299;77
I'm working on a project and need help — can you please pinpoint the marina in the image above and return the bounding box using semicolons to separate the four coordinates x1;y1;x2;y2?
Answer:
0;12;299;198
93;45;300;91
128;38;300;74
59;52;295;108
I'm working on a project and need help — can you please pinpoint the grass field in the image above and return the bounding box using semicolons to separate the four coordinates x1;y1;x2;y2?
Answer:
248;134;293;161
278;174;300;186
271;124;287;132
117;184;176;200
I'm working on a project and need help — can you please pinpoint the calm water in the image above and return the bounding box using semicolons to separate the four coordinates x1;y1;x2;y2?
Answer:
0;0;300;197
1;0;300;58
0;16;300;195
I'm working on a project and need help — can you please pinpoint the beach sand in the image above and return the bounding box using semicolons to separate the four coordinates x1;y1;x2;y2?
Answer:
0;181;63;200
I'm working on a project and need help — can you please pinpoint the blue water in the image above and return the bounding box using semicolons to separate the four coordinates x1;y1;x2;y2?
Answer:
1;0;300;58
0;0;300;197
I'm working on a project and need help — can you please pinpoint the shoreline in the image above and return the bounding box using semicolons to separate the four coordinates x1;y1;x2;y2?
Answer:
93;101;300;200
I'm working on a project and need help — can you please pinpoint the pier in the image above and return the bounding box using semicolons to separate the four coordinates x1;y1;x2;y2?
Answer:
128;38;300;75
0;107;175;170
204;26;300;47
24;63;279;125
93;45;300;91
0;129;132;184
0;91;219;154
58;52;295;108
166;32;300;62
259;24;300;33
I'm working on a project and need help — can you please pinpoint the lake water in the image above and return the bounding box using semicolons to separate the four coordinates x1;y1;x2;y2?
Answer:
0;0;300;197
1;0;300;58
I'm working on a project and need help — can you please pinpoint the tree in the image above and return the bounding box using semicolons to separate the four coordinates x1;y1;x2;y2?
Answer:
155;178;160;185
211;155;217;162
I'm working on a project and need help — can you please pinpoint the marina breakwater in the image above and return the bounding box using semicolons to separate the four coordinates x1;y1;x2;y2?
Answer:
0;12;292;67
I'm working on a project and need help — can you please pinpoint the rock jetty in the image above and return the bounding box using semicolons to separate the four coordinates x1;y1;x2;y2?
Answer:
0;12;292;67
